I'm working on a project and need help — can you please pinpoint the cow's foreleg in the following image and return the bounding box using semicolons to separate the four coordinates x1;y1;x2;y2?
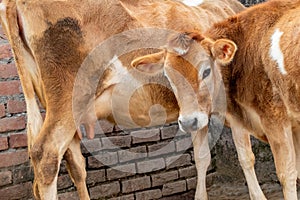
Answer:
192;129;210;200
30;115;76;200
231;126;266;200
64;134;90;200
292;124;300;180
267;125;298;200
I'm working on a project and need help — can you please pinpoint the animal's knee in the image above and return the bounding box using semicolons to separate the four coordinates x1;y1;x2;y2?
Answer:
277;170;298;186
238;152;255;170
30;143;60;185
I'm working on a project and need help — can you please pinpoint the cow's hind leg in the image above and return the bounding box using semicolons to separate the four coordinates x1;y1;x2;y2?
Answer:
30;114;76;200
64;134;90;200
192;129;211;200
267;124;298;200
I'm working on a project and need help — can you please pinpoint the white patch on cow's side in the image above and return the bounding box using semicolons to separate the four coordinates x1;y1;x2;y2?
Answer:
182;0;204;7
270;29;287;75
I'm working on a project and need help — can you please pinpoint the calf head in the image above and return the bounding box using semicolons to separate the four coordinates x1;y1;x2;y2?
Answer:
132;32;237;133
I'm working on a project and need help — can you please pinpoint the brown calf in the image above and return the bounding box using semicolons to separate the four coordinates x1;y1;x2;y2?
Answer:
132;0;300;199
0;0;244;199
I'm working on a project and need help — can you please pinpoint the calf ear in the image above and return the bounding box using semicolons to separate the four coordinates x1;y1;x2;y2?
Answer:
212;39;237;65
131;50;165;74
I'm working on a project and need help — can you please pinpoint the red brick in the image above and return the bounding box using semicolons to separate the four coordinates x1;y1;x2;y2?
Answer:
108;194;135;200
96;120;114;134
131;129;160;144
151;171;179;187
176;136;193;152
12;165;34;184
0;181;33;200
0;104;5;118
87;169;106;185
179;166;197;178
165;154;192;169
7;100;26;114
101;135;131;150
87;152;118;168
9;133;28;148
90;181;120;199
0;80;22;96
81;138;102;154
0;116;26;133
187;177;197;190
118;146;147;163
160;125;186;139
58;191;79;200
107;163;136;180
122;176;151;193
137;158;165;173
136;189;162;200
162;180;186;196
0;137;8;150
148;141;176;157
0;171;12;186
0;64;18;79
0;150;29;168
0;44;13;60
57;174;73;190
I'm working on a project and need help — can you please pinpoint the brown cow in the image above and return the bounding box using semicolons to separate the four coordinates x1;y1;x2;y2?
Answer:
132;0;300;199
0;0;244;199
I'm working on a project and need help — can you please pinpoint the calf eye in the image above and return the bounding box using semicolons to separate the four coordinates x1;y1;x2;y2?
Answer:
202;68;211;79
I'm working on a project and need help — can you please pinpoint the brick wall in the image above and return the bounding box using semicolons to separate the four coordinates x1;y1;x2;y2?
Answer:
0;1;269;199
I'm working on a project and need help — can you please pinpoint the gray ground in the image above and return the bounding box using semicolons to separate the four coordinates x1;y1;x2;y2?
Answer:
168;182;300;200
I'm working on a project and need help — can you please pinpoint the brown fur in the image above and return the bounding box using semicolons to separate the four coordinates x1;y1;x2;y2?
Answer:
0;0;244;199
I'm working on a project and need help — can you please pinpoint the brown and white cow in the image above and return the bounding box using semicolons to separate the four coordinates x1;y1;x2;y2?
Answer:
132;0;300;199
0;0;244;199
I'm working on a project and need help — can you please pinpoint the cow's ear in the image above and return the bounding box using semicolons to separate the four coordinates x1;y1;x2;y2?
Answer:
168;32;204;55
131;50;166;74
211;39;237;65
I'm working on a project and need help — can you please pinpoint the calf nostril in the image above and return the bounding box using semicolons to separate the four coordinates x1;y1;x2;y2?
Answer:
178;119;183;125
192;118;198;129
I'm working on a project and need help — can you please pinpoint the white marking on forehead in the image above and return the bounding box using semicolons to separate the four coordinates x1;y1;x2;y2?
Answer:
270;29;287;75
109;55;128;75
182;0;204;7
107;55;129;85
